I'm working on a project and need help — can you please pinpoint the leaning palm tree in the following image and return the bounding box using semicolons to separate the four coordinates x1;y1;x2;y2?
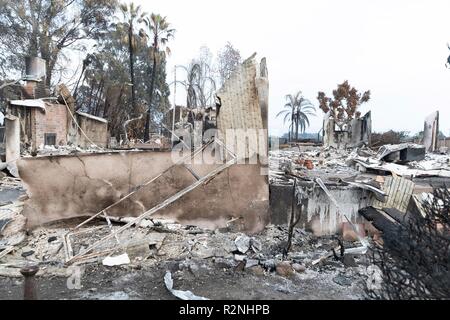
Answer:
176;61;216;110
276;91;316;141
142;13;175;141
119;2;147;114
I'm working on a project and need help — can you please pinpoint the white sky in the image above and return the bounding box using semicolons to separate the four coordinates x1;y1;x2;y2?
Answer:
136;0;450;136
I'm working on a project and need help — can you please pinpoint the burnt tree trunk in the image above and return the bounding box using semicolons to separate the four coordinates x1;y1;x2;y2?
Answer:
284;179;302;258
144;54;157;142
93;80;104;116
129;21;136;115
86;80;96;112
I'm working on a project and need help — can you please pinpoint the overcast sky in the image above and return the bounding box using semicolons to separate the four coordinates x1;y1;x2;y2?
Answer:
137;0;450;137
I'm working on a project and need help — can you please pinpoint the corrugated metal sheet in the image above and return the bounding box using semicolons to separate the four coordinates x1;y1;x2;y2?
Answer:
372;176;415;213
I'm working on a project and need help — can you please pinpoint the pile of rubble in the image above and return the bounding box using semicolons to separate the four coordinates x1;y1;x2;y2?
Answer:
348;143;450;179
19;139;172;158
22;144;105;157
268;142;450;244
0;198;373;286
269;147;362;185
271;143;450;184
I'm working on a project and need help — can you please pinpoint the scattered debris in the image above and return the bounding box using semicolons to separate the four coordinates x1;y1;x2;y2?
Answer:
333;274;353;287
292;263;306;273
164;271;209;300
0;219;12;233
102;253;131;267
234;254;246;262
276;261;294;277
0;246;14;259
234;235;251;254
376;143;425;162
21;250;35;258
245;259;259;269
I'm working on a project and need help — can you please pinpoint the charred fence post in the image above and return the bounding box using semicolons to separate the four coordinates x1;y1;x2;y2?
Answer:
20;265;39;300
284;178;302;258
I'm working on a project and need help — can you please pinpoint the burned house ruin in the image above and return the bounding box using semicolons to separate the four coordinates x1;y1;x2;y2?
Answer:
323;111;372;149
0;53;448;302
16;55;270;239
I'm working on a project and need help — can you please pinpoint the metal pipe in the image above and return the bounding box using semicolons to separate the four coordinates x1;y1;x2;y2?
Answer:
20;265;39;300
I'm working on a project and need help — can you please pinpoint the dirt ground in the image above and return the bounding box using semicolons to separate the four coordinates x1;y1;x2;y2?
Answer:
0;257;367;300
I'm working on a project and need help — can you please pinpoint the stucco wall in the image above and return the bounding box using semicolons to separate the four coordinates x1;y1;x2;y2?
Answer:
76;115;108;148
18;150;269;233
270;183;371;235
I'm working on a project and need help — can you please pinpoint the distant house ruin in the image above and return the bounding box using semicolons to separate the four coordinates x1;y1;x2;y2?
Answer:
7;98;109;151
423;110;439;152
9;99;68;149
5;57;109;151
323;111;371;149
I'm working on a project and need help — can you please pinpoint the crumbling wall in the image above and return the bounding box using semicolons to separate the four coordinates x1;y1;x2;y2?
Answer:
438;138;450;149
8;105;33;145
75;115;108;148
323;115;350;149
423;111;439;152
256;58;269;131
351;111;371;146
270;183;370;235
217;57;264;133
323;111;371;149
18;151;269;233
4;115;20;177
216;55;268;164
301;185;370;235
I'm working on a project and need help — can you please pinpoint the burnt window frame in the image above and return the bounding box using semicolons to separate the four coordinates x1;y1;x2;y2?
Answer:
44;133;57;146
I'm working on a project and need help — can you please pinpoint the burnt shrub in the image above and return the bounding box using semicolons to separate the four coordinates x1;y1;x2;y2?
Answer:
366;187;450;300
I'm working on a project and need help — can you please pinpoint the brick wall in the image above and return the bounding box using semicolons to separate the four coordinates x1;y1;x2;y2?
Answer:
22;82;36;99
31;102;68;148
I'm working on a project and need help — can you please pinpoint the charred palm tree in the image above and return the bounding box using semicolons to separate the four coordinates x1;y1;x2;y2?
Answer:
119;2;146;114
176;62;216;110
276;91;315;141
142;13;175;141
